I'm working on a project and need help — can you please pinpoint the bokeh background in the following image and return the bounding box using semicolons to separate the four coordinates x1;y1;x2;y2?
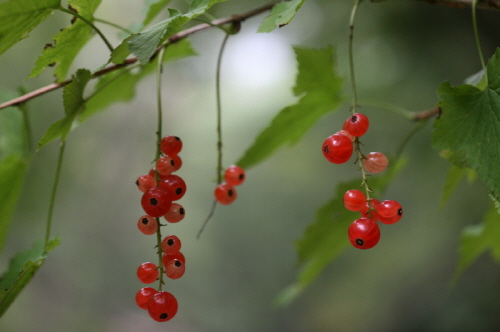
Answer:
1;0;500;331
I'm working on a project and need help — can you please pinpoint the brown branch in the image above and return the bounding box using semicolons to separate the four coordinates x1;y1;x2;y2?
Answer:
0;1;279;110
373;0;500;11
413;106;441;120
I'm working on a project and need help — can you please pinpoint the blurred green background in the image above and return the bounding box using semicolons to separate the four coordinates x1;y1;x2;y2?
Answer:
1;0;500;331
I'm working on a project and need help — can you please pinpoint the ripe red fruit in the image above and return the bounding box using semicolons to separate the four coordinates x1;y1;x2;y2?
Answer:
224;165;245;186
160;136;182;156
363;152;389;173
165;259;185;279
348;217;380;249
214;183;237;205
377;200;403;224
159;175;186;201
136;174;156;192
156;156;178;176
342;113;369;137
161;235;181;255
343;190;367;211
359;198;381;221
135;287;157;310
335;129;354;142
147;291;178;322
137;262;159;284
163;251;185;266
137;215;158;235
141;187;172;217
164;203;185;223
322;134;353;164
171;154;182;172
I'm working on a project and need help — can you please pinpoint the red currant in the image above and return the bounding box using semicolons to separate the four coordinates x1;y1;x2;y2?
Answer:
165;259;185;279
363;152;389;173
377;200;403;224
359;198;381;221
159;175;186;201
141;187;172;217
161;235;181;255
149;167;167;180
156;156;177;176
214;183;237;205
343;190;367;211
164;203;185;223
163;251;185;266
137;262;159;284
135;287;157;310
137;215;158;235
160;136;182;156
322;134;353;164
335;129;354;142
171;154;182;172
136;174;156;192
147;291;178;322
224;165;245;186
342;113;369;137
348;217;380;249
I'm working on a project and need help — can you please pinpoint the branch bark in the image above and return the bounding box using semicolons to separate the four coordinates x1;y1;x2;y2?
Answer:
0;1;279;110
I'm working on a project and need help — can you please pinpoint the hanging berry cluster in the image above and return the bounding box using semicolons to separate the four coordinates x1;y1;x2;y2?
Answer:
214;165;246;205
134;136;186;322
322;113;403;249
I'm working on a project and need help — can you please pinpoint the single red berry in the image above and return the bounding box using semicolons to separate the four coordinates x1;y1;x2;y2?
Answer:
165;259;185;280
135;287;157;310
160;136;182;156
141;187;172;217
137;215;158;235
343;190;367;211
342;113;369;137
214;183;237;205
159;175;186;201
156;156;177;176
136;174;156;192
149;167;168;180
161;235;181;255
335;129;354;142
147;291;178;322
322;134;353;164
348;217;381;249
359;198;381;221
137;262;159;284
164;203;185;223
377;200;403;224
171;154;182;172
224;165;246;186
163;251;185;266
364;152;389;173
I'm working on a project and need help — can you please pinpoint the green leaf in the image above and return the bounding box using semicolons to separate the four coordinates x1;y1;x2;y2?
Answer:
237;46;343;170
258;0;306;33
440;164;471;208
275;158;406;306
0;239;60;317
433;48;500;205
0;0;60;57
142;0;173;28
109;35;134;64
28;0;102;81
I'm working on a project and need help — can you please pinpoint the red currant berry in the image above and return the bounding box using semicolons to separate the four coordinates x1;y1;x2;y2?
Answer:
137;215;158;235
161;235;181;255
359;198;381;221
335;129;354;142
214;183;237;205
342;113;369;137
156;156;177;176
171;154;182;172
160;136;182;156
163;251;185;266
377;200;403;224
136;174;156;192
147;291;178;322
165;259;186;280
348;217;381;249
322;134;353;164
363;152;389;173
137;262;159;284
224;165;245;186
135;287;157;310
159;174;186;201
149;167;167;180
141;188;172;217
343;190;367;211
164;203;185;223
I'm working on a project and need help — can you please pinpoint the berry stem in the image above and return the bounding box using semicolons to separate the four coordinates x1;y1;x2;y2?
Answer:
94;17;135;35
471;0;487;78
348;0;363;114
197;199;218;239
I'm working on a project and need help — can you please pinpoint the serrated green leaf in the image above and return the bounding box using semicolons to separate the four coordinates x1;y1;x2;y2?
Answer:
258;0;306;33
0;0;60;57
0;239;60;317
275;158;406;306
109;35;134;64
433;48;500;205
237;46;343;170
142;0;173;28
28;0;102;81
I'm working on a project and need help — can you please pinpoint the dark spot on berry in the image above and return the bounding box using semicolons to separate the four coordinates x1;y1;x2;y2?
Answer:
159;313;168;319
356;238;364;246
174;260;182;267
150;198;158;206
239;174;244;180
135;180;139;186
228;189;234;197
174;136;180;141
179;208;185;215
167;239;174;246
398;208;403;216
175;188;182;195
350;115;358;123
142;218;149;225
170;160;175;166
323;145;329;153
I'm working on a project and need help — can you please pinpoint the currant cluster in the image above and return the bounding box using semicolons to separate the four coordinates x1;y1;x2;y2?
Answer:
322;113;402;249
214;165;246;205
134;136;187;322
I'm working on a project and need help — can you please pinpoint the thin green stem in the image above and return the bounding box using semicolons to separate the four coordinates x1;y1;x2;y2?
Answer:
197;199;218;239
57;6;114;53
45;141;66;250
472;0;487;77
395;120;427;158
348;0;362;113
94;17;135;35
215;33;230;184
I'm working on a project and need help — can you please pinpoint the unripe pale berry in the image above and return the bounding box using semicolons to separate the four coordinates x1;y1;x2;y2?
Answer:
364;152;389;173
